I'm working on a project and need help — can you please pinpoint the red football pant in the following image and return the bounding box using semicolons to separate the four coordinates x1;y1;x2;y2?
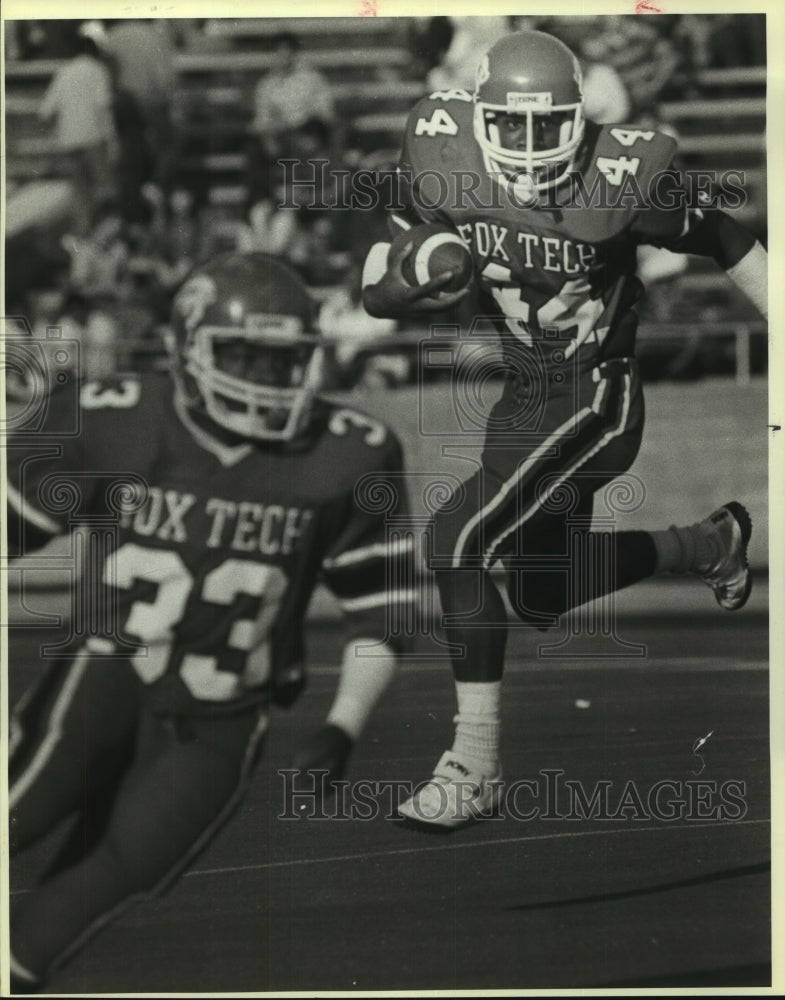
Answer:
429;358;657;681
9;652;267;978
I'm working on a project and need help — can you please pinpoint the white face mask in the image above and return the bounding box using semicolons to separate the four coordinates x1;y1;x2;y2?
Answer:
474;101;585;193
172;323;324;442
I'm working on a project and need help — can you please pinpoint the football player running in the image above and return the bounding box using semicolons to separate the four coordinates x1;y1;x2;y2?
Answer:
7;253;414;988
362;30;767;829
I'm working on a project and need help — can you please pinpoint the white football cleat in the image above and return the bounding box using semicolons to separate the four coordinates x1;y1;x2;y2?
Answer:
692;502;753;611
398;750;503;830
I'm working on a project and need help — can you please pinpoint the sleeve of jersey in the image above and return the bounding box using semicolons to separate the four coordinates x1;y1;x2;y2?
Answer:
6;382;95;556
388;105;446;236
658;206;758;269
630;167;691;245
320;437;417;653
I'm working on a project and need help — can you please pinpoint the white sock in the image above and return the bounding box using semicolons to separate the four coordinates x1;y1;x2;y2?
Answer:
326;641;398;741
451;680;501;773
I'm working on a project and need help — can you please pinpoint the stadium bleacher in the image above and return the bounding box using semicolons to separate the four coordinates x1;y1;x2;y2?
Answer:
3;17;767;385
4;19;766;192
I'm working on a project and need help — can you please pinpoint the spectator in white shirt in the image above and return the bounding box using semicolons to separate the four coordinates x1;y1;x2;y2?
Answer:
39;22;117;233
248;32;335;200
103;19;177;190
251;32;335;141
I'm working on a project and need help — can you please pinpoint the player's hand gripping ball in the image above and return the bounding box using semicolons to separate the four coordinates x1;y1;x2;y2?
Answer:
388;224;474;294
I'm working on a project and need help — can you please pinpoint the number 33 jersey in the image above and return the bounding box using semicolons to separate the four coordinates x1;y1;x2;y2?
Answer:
395;91;694;377
6;373;414;711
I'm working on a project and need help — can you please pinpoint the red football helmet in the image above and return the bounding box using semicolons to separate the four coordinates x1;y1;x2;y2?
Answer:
168;253;324;441
473;30;585;194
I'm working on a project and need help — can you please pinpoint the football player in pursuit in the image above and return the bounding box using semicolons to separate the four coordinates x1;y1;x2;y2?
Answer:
362;31;768;828
7;253;414;988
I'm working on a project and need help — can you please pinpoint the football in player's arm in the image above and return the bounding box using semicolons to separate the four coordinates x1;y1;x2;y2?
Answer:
6;253;415;990
361;30;767;830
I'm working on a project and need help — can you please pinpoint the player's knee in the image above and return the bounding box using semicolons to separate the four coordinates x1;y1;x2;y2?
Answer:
427;498;470;568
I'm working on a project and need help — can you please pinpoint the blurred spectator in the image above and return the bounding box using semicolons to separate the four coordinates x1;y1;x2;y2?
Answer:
5;20;22;60
38;22;118;235
170;19;231;53
111;84;155;224
248;113;335;226
248;32;335;200
300;215;350;287
319;262;403;388
579;16;682;118
125;185;200;301
251;32;335;137
60;293;121;381
199;189;256;259
62;203;132;301
57;200;169;376
546;18;630;124
167;188;201;271
290;117;335;205
104;19;177;191
237;199;299;256
582;60;631;124
59;202;136;377
406;17;454;81
25;285;120;385
427;17;508;92
10;20;79;60
22;292;86;391
705;14;766;68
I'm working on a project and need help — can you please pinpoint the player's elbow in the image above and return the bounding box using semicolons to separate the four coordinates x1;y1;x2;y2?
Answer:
692;209;758;271
361;241;397;318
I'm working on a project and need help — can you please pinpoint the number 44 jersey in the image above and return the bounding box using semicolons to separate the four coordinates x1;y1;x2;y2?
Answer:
6;373;414;712
396;90;701;378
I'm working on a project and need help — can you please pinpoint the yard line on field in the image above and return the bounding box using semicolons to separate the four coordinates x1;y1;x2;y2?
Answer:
9;819;768;897
184;817;769;878
304;657;767;676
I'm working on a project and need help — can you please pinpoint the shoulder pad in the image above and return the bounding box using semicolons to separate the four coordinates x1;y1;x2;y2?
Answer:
403;92;475;161
559;125;678;244
400;94;482;225
594;124;678;179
